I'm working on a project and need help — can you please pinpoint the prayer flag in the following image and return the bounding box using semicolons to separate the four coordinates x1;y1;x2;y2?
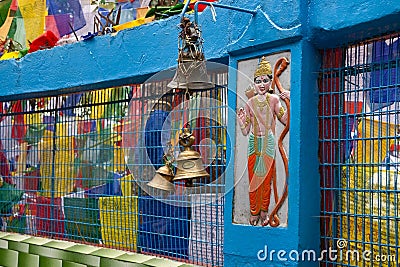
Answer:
61;93;83;116
47;0;86;36
0;0;12;28
11;100;27;144
370;39;400;109
18;0;46;46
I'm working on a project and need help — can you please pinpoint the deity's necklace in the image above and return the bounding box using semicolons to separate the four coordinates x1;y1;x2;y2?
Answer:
252;94;270;156
254;94;270;112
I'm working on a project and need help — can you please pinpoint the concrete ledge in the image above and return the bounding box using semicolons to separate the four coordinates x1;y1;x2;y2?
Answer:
0;232;198;267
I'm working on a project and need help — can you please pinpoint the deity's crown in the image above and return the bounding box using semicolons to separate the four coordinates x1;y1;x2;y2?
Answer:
254;56;272;78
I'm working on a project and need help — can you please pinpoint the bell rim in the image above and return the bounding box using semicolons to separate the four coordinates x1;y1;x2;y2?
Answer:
173;170;210;181
148;179;175;192
166;60;214;90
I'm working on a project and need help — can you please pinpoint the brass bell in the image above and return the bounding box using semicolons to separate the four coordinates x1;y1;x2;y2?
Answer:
148;165;175;192
168;17;213;90
173;128;209;185
167;60;214;90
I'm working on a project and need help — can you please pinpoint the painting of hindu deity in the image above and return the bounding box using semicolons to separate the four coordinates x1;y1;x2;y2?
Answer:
234;52;291;227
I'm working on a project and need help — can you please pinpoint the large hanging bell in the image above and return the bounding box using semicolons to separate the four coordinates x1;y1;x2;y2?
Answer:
173;128;209;184
148;165;175;192
167;60;214;90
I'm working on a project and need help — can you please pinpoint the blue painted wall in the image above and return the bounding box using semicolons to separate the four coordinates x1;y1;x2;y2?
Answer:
309;0;400;47
0;0;399;266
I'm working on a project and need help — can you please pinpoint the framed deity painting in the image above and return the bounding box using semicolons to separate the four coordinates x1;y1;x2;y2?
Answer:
234;51;291;227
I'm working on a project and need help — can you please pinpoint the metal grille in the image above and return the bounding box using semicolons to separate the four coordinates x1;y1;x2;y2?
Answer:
319;34;400;266
0;72;227;266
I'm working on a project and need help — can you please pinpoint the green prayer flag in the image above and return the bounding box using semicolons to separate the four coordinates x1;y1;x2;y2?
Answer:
0;182;23;214
0;0;12;28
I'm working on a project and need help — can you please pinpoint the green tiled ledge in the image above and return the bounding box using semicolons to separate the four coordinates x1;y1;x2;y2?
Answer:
0;232;198;267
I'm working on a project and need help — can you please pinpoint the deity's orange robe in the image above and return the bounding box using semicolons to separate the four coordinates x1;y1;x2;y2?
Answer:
247;133;276;216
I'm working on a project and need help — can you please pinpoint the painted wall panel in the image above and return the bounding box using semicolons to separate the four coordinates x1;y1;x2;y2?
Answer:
224;42;306;266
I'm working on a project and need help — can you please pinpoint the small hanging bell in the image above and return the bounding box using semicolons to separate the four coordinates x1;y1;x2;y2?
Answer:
147;147;175;192
173;128;209;186
148;164;175;192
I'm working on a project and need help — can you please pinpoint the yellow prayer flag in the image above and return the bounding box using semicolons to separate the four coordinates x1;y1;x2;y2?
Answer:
18;0;46;46
0;51;19;60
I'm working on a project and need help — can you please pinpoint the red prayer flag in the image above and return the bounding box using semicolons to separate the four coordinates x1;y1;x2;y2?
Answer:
28;31;59;53
11;100;26;144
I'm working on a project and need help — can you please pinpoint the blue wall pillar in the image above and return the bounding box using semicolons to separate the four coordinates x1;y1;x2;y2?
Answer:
224;38;320;266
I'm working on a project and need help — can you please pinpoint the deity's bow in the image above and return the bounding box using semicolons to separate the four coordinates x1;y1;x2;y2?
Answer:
268;57;290;227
